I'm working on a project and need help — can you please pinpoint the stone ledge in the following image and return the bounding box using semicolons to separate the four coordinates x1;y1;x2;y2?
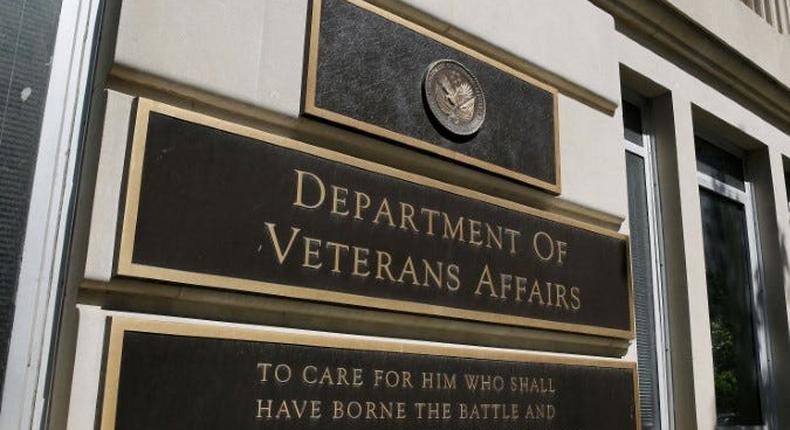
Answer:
592;0;790;132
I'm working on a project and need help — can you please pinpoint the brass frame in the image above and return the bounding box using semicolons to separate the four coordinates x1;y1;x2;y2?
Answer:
99;316;641;430
117;98;634;340
303;0;562;194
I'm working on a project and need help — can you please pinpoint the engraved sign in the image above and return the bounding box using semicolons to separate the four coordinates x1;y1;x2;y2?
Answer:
424;59;486;136
118;99;633;339
99;318;639;430
305;0;560;192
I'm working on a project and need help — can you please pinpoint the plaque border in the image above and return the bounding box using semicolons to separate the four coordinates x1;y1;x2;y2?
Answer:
303;0;562;194
99;316;641;430
117;98;634;340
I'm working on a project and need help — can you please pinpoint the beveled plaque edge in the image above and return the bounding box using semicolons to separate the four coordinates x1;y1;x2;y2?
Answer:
116;98;634;340
99;315;641;430
303;0;562;194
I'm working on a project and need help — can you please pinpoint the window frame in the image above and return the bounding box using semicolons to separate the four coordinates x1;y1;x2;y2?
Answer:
623;90;675;430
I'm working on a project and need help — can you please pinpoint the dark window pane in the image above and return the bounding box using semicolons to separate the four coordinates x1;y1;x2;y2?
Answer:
696;138;745;191
623;100;644;146
626;152;661;429
784;169;790;204
699;188;763;426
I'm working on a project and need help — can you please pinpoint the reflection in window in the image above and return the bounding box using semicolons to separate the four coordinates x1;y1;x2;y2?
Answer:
699;186;763;426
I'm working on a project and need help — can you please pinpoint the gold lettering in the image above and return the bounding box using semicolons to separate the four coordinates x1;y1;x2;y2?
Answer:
319;367;335;385
442;213;465;242
354;191;371;220
331;185;350;216
515;276;528;302
256;399;272;419
293;169;325;209
352;246;370;277
302;237;322;269
545;281;554;306
528;279;544;305
325;241;349;273
533;231;554;262
375;250;396;282
260;398;316;419
446;264;461;291
504;228;520;255
302;365;317;384
353;368;364;386
414;402;451;419
397;256;420;286
570;286;581;310
485;224;503;250
555;283;569;309
274;364;291;383
399;203;419;232
557;240;568;264
264;222;301;264
257;363;291;384
333;401;344;419
420;208;440;236
474;265;498;298
332;401;406;420
421;372;457;390
499;273;512;299
421;259;443;288
468;219;483;246
372;198;396;227
257;362;272;382
373;370;413;388
276;401;292;419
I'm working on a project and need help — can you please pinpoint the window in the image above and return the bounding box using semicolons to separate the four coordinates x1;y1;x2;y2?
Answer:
784;164;790;212
622;95;673;430
696;137;770;428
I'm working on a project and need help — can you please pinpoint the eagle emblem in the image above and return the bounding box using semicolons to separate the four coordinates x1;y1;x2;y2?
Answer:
436;76;476;124
423;59;485;136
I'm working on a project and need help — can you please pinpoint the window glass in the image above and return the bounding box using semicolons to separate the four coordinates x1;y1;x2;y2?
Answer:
696;137;745;191
626;151;661;429
699;188;763;426
623;100;644;147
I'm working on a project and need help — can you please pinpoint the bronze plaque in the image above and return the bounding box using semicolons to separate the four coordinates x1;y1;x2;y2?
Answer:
305;0;560;192
99;317;639;429
118;99;633;339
